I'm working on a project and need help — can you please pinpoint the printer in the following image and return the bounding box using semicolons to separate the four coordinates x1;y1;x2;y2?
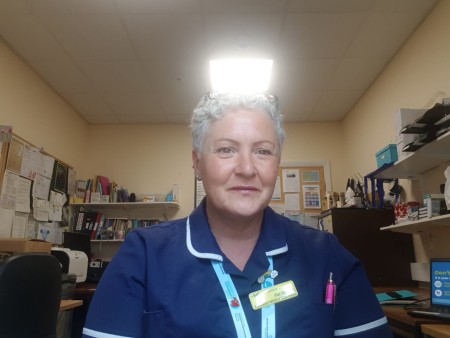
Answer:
51;247;88;283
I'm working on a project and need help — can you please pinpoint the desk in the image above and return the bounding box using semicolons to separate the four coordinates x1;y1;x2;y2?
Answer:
421;324;450;338
377;287;446;338
60;299;83;311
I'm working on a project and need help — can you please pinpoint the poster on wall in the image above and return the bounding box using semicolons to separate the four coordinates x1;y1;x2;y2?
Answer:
302;184;322;209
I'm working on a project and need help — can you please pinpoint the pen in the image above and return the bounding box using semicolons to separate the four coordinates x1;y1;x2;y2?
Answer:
325;272;336;304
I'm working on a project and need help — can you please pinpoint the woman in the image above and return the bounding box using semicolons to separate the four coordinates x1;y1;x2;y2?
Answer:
82;92;393;337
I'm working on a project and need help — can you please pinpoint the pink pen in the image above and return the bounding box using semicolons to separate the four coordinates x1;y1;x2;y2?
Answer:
325;272;336;304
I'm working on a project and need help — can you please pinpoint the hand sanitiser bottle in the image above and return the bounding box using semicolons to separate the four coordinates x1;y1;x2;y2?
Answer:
325;272;336;304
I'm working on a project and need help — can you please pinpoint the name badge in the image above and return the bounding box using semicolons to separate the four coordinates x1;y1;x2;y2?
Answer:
249;280;298;310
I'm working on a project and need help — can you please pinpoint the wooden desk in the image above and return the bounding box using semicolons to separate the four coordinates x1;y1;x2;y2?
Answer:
421;324;450;338
60;299;83;311
376;287;443;338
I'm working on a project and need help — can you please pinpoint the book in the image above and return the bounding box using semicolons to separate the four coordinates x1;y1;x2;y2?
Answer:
82;211;97;233
91;212;103;240
98;175;110;196
75;211;85;231
75;180;88;202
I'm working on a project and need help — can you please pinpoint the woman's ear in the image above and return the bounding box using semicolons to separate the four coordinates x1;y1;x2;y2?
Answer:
192;150;201;178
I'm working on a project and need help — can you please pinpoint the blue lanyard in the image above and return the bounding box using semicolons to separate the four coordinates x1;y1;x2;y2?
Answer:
211;256;276;338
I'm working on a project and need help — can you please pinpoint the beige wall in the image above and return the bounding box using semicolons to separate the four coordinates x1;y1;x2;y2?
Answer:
342;0;450;260
0;39;89;176
284;122;348;191
85;124;193;217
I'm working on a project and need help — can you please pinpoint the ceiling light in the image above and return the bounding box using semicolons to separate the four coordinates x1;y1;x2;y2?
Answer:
210;59;273;93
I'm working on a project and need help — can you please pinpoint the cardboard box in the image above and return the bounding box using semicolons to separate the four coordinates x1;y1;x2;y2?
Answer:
0;238;52;255
376;144;398;168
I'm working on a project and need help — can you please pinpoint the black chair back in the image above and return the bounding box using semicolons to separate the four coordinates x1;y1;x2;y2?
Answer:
0;252;62;338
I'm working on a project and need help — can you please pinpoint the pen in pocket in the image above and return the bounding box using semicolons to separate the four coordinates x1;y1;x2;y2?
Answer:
325;272;336;305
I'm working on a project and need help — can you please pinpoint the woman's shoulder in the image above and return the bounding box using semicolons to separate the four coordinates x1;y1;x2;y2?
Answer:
125;217;188;243
266;207;338;247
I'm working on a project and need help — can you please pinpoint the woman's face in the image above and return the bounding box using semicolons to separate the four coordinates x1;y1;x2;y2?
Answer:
192;108;280;220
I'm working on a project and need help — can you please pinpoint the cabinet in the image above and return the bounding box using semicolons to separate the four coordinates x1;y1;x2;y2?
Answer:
319;208;416;286
374;130;450;234
70;202;180;260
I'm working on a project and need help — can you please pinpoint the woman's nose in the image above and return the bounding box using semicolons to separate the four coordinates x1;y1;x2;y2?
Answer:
235;152;257;176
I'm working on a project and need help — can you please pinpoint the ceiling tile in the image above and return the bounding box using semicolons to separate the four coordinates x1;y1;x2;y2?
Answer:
345;12;428;58
0;14;67;61
61;90;118;121
30;60;94;92
41;14;137;60
326;57;388;90
201;0;288;13
203;13;283;59
102;91;164;117
77;60;152;92
287;0;373;13
116;0;201;14
272;58;340;92
0;0;32;14
123;13;204;62
280;12;366;58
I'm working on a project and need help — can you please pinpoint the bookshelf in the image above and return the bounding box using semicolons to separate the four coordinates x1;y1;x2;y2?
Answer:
70;202;180;260
375;130;450;234
71;201;179;221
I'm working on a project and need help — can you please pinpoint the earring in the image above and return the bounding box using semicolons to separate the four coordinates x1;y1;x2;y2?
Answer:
196;176;202;181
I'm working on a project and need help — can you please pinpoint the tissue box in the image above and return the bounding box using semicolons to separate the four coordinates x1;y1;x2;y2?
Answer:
376;144;398;168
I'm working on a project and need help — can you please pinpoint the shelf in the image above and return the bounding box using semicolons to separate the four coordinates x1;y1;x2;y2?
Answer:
375;130;450;179
70;201;179;211
380;214;450;234
70;201;180;221
91;239;124;243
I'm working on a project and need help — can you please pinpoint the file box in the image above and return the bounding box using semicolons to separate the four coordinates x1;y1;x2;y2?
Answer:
376;144;398;168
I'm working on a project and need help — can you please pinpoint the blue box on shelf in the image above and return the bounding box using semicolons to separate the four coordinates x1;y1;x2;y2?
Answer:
375;144;398;168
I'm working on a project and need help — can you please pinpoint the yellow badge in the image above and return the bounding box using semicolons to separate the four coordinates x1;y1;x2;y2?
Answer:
249;280;298;310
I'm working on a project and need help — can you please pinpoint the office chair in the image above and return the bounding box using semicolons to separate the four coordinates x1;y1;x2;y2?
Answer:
0;252;62;338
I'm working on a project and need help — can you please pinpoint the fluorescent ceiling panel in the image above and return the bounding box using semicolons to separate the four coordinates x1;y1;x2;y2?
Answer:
210;59;273;92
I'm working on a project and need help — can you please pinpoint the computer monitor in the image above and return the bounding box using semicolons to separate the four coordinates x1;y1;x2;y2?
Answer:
63;232;92;260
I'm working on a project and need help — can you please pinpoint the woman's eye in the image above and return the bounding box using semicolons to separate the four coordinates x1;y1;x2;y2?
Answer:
216;147;234;154
256;149;273;156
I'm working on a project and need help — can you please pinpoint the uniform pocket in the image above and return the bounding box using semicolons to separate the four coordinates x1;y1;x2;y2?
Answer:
309;303;335;337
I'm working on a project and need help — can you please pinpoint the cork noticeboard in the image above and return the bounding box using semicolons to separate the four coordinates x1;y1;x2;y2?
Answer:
270;161;330;215
194;161;331;217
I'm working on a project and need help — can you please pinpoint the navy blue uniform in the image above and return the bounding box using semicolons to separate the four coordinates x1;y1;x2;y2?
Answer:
83;201;393;338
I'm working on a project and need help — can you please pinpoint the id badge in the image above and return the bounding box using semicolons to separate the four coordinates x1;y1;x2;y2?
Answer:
249;280;298;310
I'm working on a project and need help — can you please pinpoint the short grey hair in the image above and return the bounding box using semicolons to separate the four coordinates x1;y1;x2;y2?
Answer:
190;91;285;154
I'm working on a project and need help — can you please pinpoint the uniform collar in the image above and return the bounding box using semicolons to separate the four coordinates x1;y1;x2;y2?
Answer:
186;199;288;271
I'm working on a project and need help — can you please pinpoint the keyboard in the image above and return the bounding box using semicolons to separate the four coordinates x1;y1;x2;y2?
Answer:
408;309;450;321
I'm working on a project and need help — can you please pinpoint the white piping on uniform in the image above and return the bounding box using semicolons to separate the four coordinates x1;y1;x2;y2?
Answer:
334;316;388;336
82;328;134;338
186;217;223;261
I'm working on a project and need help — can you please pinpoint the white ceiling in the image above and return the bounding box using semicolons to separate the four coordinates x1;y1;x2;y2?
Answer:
0;0;438;124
